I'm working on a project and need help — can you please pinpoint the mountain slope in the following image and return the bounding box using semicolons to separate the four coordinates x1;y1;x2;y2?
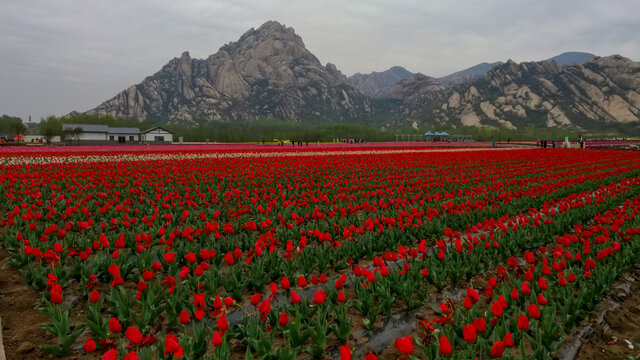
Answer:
86;21;372;125
438;62;503;87
392;56;640;130
547;52;596;66
347;66;413;98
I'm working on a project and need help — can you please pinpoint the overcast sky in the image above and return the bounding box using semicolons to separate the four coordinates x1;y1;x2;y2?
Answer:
1;0;639;122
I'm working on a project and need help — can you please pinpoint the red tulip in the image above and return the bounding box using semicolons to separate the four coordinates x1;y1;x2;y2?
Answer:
124;351;139;360
213;295;223;309
558;275;567;287
211;331;222;347
89;290;100;303
103;349;117;360
279;312;289;326
280;276;290;290
527;304;541;319
464;296;473;309
538;293;548;305
84;338;96;353
338;290;346;302
251;293;262;305
109;317;122;333
503;332;514;347
163;252;175;263
126;327;143;345
224;252;235;266
163;333;183;358
179;310;190;324
217;315;229;334
258;299;271;315
224;296;235;307
365;354;378;360
195;308;204;320
439;335;452;355
510;287;519;299
194;293;205;307
395;336;414;355
473;317;487;333
339;344;352;360
312;290;327;304
490;340;504;357
50;291;63;304
291;290;301;304
537;276;548;290
297;275;307;287
491;301;503;317
463;324;477;342
517;315;530;330
185;252;196;263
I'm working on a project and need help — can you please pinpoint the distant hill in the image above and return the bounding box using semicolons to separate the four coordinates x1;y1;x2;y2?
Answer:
438;62;503;87
85;21;372;125
347;66;414;98
389;55;640;131
82;21;640;132
546;52;597;66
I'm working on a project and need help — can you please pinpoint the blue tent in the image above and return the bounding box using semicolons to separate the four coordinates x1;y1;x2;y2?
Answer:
425;131;434;135
440;131;450;136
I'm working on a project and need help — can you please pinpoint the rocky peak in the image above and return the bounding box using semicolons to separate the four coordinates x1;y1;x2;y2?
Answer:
387;73;445;102
347;66;414;98
438;62;503;87
486;60;560;88
85;20;370;125
325;63;347;81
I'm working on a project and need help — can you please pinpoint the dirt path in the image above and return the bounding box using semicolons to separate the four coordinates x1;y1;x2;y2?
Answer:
556;264;640;360
0;247;54;360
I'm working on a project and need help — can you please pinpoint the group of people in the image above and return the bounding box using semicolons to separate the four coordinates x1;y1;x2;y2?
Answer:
536;140;556;148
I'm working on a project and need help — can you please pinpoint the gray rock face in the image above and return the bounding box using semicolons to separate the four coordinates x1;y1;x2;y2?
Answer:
392;56;640;130
83;23;640;132
386;73;446;102
438;62;503;87
86;21;371;125
347;66;414;98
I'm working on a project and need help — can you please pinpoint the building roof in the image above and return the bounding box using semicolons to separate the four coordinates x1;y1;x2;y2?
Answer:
62;124;109;133
141;126;175;134
108;127;140;134
61;123;141;134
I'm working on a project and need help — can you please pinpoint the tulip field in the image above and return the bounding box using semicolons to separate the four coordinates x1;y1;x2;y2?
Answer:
2;145;640;359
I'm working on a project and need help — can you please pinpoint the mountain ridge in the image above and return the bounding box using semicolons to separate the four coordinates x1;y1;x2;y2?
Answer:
86;21;372;125
347;66;413;98
83;21;640;132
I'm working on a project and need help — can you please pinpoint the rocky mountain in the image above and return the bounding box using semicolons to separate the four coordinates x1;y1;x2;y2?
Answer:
438;62;503;87
86;21;372;125
547;52;596;66
391;55;640;131
84;21;640;132
347;66;413;98
386;74;447;103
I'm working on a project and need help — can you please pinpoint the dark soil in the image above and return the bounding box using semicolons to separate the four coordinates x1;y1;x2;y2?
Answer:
0;247;55;360
556;264;640;360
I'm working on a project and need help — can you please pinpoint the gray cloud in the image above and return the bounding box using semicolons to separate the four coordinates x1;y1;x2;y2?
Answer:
1;0;638;122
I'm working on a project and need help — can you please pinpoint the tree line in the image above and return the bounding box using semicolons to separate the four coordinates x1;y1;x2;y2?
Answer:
1;113;623;144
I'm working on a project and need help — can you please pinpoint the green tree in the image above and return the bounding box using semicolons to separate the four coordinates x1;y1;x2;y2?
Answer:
0;115;26;136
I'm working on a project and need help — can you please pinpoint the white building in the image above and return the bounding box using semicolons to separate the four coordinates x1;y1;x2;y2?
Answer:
141;127;174;143
61;124;174;144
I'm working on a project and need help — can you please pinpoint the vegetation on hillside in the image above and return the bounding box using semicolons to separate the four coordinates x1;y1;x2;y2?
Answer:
4;113;637;143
